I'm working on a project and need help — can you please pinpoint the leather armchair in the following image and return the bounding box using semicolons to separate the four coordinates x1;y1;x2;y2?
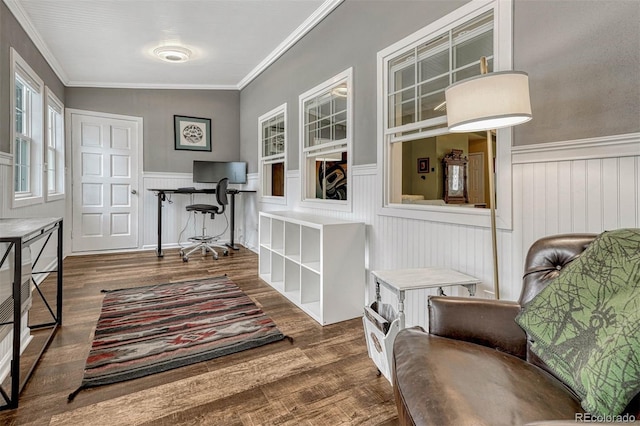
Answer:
392;233;640;425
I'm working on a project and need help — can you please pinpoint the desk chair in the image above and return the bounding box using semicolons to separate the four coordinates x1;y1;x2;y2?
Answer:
180;178;229;262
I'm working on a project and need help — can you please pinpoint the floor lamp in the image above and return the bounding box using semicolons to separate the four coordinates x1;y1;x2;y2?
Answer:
444;57;532;299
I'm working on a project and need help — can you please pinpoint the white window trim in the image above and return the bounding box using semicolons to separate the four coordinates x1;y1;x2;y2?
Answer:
376;0;513;229
258;103;287;205
44;87;65;202
299;67;353;212
11;47;45;209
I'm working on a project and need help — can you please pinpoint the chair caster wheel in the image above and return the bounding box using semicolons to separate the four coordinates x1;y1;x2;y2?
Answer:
223;250;229;256
182;257;188;262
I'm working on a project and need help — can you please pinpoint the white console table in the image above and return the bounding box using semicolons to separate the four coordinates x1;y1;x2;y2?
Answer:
364;267;480;382
259;211;365;325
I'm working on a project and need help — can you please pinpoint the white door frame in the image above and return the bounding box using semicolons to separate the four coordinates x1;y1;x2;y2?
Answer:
65;108;144;253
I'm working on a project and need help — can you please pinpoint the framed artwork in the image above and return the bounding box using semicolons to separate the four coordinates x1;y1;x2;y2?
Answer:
174;115;211;151
417;157;430;173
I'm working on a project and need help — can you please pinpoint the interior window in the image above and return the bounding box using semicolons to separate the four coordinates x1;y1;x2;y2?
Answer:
383;9;499;211
299;68;352;210
390;132;494;208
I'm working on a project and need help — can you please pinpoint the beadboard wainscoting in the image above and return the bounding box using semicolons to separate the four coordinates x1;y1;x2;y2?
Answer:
510;133;640;289
250;133;640;329
141;172;253;252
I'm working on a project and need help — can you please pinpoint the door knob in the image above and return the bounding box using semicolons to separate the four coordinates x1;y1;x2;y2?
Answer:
131;189;137;195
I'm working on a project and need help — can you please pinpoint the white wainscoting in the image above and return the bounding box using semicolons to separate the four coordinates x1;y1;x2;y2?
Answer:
141;173;252;252
248;133;640;329
4;133;639;331
510;133;640;291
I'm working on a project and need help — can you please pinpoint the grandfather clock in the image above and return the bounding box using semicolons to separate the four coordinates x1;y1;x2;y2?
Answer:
442;149;468;204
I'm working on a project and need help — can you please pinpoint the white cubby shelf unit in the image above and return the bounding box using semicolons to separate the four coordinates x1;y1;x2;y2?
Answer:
259;211;365;325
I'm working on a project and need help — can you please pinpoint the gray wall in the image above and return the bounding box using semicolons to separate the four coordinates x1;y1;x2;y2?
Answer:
240;0;640;172
513;0;640;145
1;1;65;153
65;88;240;172
240;0;466;173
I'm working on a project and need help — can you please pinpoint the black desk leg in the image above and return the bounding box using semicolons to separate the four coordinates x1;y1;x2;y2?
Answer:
226;191;240;251
10;241;22;408
57;221;63;323
156;192;165;257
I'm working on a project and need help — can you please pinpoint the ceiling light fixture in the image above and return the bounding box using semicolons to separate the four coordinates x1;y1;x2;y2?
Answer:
153;46;192;63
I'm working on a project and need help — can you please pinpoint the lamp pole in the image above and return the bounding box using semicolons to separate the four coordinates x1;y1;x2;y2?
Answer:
480;57;500;300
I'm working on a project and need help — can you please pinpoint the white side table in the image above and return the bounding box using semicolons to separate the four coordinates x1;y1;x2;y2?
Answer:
363;267;480;382
372;267;480;329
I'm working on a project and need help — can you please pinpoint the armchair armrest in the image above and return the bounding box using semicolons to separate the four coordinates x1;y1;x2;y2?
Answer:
428;296;527;358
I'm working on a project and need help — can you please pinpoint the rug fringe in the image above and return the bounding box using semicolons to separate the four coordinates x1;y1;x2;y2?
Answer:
67;386;84;402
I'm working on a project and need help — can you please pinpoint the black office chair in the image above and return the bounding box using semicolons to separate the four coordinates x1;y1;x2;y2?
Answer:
180;178;229;262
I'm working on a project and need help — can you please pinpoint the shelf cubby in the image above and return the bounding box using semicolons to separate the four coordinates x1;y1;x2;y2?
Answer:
271;219;284;254
284;222;300;259
259;246;271;276
270;252;284;291
258;211;365;325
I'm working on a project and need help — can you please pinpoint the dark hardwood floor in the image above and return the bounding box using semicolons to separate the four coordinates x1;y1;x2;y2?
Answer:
0;246;399;425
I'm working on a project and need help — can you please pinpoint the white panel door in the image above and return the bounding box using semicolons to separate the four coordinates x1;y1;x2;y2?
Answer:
71;112;141;252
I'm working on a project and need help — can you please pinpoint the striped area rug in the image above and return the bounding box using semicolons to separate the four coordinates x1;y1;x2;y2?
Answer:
69;276;287;400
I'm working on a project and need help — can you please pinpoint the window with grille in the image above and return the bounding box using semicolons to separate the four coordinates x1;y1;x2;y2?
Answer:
377;0;514;227
299;68;352;210
12;47;44;207
259;104;286;203
46;88;65;201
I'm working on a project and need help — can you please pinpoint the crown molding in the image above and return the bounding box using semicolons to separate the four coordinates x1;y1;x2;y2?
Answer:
65;81;239;91
3;0;70;84
237;0;344;89
4;0;343;90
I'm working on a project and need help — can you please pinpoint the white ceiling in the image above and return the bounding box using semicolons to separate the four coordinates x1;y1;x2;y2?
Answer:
4;0;341;90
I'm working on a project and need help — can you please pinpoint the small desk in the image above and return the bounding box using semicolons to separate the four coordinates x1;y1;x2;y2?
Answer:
0;217;63;409
372;267;480;329
149;188;256;257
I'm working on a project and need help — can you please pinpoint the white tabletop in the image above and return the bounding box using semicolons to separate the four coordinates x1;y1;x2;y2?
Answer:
0;217;62;241
372;267;480;292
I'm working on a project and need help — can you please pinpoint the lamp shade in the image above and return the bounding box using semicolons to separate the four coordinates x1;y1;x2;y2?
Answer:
445;71;532;132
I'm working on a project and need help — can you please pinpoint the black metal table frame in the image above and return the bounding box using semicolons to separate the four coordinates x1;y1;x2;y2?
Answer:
0;218;62;410
150;188;254;257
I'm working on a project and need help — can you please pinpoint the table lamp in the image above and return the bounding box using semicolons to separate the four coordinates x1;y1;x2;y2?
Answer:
444;57;532;299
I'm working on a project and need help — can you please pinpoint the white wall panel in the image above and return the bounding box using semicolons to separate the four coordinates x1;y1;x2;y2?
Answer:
246;133;640;329
141;173;237;252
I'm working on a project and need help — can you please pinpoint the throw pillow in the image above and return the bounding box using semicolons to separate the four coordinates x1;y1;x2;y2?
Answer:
516;228;640;416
